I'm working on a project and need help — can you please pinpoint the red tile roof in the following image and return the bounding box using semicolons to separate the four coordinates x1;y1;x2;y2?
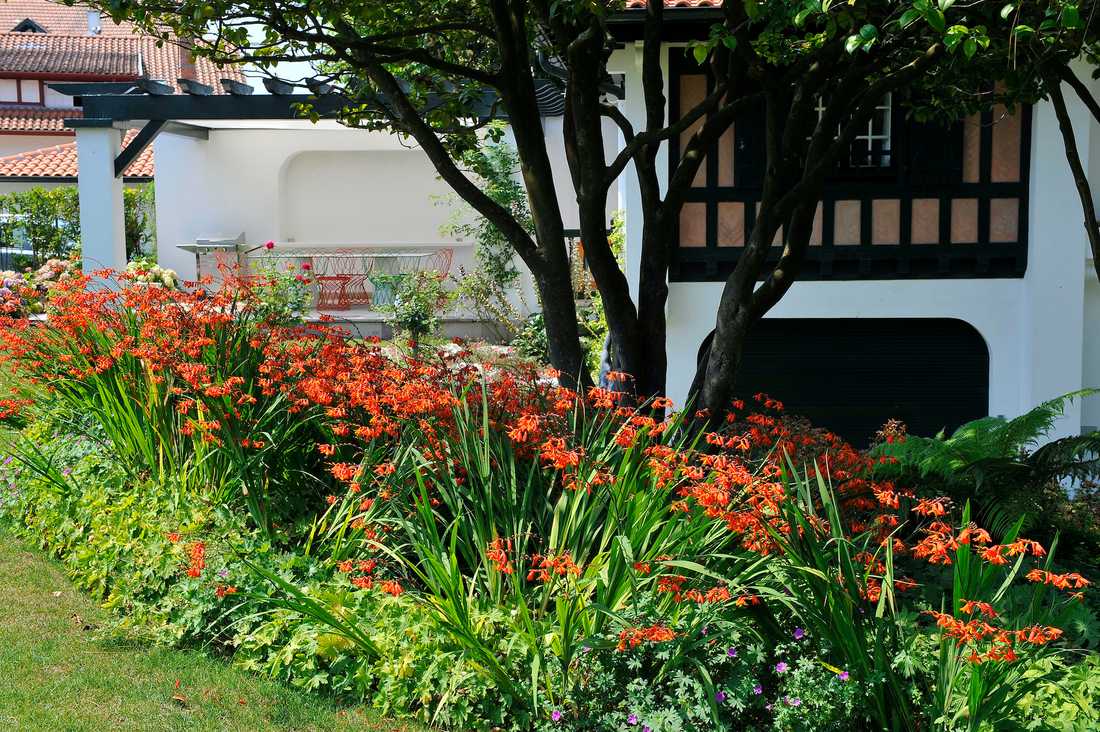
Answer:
0;128;152;179
0;0;139;36
0;32;243;86
0;103;78;132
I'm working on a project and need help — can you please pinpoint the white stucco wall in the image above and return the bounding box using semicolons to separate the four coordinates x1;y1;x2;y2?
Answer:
154;125;483;281
0;134;73;157
1085;276;1100;431
0;179;69;194
278;150;458;244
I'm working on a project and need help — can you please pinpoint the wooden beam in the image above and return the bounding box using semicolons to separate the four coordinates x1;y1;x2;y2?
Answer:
114;119;164;177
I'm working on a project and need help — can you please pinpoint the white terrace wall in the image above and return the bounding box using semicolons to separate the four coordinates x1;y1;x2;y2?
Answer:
153;124;479;282
611;45;1100;437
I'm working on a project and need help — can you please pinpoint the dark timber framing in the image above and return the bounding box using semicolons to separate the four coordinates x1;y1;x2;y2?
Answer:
667;52;1034;282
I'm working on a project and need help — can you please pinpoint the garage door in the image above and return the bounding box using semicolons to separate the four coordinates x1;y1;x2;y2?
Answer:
732;318;989;447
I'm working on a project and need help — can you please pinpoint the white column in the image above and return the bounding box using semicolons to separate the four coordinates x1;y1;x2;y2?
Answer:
75;124;126;275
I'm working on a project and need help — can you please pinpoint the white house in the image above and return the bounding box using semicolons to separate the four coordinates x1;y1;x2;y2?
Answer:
65;5;1099;445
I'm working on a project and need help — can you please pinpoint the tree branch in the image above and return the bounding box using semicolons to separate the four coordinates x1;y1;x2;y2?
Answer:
1046;65;1100;282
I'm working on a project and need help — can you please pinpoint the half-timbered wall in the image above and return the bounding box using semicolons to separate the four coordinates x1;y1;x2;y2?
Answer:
670;52;1032;281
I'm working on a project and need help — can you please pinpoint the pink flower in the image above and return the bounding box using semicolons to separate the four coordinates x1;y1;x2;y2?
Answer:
264;240;275;250
551;710;562;722
775;661;789;673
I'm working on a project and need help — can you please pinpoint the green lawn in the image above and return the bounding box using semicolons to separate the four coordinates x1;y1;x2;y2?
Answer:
0;529;414;732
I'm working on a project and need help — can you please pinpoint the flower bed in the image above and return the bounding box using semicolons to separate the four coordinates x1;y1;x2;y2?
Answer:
0;271;1097;731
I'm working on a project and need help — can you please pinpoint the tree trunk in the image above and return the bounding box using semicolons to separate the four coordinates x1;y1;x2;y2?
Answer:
534;256;589;387
635;212;671;399
1050;65;1100;284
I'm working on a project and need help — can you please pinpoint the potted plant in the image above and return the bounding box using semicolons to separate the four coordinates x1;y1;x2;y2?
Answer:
369;272;411;308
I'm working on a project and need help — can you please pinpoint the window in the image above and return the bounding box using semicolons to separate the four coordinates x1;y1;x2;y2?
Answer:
0;79;44;105
814;93;893;169
11;19;46;33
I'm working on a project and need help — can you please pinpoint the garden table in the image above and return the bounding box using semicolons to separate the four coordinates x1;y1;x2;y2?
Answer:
249;248;454;310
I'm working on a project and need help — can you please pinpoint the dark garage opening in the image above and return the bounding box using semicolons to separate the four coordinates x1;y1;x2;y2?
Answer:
730;318;990;447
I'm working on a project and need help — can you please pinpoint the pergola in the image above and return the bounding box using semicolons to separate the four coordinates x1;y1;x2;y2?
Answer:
56;78;566;275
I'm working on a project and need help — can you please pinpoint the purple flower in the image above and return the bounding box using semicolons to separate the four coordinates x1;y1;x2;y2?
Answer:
61;467;72;477
753;683;763;695
785;696;802;707
551;710;562;722
218;568;229;580
775;661;789;674
627;713;638;725
727;647;737;657
643;727;651;732
701;625;709;636
793;627;805;640
715;691;726;704
838;670;850;682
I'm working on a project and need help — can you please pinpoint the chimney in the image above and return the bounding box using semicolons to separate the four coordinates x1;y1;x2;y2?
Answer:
86;10;101;35
178;39;197;81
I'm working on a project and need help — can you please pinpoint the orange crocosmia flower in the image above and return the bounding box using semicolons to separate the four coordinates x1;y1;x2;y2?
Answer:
330;462;358;482
1026;569;1090;591
1006;539;1046;558
615;425;637;448
616;624;677;651
914;497;949;517
979;544;1009;565
960;599;999;618
485;537;514;575
378;579;404;596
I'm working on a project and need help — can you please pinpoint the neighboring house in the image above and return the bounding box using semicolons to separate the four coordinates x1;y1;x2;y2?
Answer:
0;0;241;191
62;2;1098;443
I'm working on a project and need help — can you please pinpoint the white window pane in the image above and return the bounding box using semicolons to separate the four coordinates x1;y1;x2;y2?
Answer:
19;80;39;103
0;79;18;102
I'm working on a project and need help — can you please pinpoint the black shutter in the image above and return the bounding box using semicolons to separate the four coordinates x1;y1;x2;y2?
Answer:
906;119;964;185
734;104;767;188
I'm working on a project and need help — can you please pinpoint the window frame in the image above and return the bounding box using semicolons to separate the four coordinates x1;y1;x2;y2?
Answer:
0;78;46;106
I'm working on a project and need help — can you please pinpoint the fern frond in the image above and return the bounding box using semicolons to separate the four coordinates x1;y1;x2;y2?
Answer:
996;389;1099;454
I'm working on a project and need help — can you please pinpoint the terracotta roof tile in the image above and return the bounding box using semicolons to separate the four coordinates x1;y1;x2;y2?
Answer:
0;128;153;179
0;0;138;36
0;104;79;132
0;32;244;87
